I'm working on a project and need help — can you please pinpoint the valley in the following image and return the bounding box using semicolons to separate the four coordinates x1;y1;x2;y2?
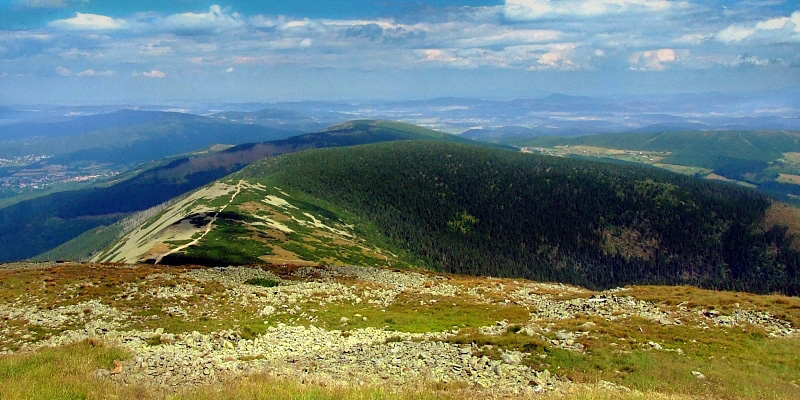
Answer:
522;131;800;204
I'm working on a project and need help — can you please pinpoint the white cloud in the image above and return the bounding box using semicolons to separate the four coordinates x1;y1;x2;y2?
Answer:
537;50;574;69
727;54;785;67
77;69;115;77
454;29;562;47
417;43;587;70
21;2;795;78
232;56;257;64
0;72;8;78
531;43;581;70
225;67;234;73
160;5;244;34
0;31;53;41
673;32;713;44
716;26;758;42
55;66;72;76
49;13;128;31
58;47;105;59
420;49;459;63
133;69;166;78
18;0;86;9
139;41;173;56
716;10;800;43
629;48;686;71
504;0;681;20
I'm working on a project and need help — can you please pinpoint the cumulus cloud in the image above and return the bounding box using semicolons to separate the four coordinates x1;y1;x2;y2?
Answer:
716;11;800;43
504;0;680;20
77;69;115;77
225;67;234;73
159;5;244;35
629;48;687;71
421;49;458;63
133;69;165;78
535;45;580;70
418;43;587;71
55;66;72;76
27;2;794;79
673;32;713;44
49;13;128;30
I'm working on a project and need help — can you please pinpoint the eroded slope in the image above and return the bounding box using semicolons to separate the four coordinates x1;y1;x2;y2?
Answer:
94;180;400;268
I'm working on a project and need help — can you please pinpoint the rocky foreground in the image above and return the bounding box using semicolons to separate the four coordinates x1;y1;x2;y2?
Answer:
1;262;799;399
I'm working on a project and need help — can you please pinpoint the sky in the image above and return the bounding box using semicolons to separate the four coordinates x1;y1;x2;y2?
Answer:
0;0;798;104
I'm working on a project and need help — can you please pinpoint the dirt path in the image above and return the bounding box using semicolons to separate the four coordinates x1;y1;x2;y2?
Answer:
155;180;243;264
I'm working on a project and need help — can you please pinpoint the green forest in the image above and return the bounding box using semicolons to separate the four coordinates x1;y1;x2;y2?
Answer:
236;140;800;295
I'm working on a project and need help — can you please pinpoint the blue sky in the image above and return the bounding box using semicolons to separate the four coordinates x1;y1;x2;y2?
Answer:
0;0;798;104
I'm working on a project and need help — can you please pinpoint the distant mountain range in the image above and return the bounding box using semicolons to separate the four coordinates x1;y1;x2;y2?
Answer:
462;117;800;145
4;90;797;137
0;110;302;163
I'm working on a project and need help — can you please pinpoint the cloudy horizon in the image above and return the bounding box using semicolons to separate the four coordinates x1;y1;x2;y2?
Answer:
0;0;798;104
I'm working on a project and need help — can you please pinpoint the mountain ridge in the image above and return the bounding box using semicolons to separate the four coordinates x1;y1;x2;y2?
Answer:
99;139;800;295
23;121;503;262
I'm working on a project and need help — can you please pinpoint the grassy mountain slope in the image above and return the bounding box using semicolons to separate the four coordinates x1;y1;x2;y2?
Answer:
2;262;800;399
17;121;497;261
113;140;800;295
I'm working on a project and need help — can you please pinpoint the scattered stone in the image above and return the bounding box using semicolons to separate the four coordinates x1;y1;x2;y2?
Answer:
110;360;123;375
691;371;706;380
648;341;663;350
501;351;523;365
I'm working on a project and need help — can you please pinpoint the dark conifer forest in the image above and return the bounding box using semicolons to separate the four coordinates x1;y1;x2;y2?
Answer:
239;140;800;295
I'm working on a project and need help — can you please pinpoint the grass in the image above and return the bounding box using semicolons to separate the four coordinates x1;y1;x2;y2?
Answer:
0;341;131;400
176;217;274;266
287;292;530;333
